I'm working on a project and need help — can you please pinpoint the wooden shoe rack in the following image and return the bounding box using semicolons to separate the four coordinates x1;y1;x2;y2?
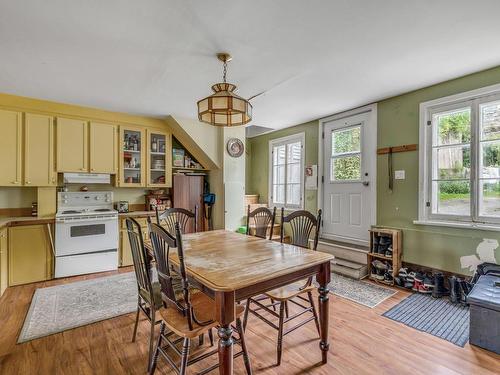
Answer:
367;227;402;286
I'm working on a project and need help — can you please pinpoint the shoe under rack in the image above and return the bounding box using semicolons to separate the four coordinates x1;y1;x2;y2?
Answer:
367;227;402;286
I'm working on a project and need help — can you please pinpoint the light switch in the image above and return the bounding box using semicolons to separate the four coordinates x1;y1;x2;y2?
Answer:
395;170;405;180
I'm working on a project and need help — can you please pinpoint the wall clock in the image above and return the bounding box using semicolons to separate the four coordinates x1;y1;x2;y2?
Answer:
226;138;244;158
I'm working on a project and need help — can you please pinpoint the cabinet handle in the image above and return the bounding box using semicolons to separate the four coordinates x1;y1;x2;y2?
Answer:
26;181;32;184
79;168;85;171
91;168;95;171
11;181;19;184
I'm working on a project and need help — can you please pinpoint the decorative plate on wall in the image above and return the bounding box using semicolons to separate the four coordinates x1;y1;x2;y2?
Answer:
226;138;244;158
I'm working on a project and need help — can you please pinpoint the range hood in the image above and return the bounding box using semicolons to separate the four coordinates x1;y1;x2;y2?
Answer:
63;173;111;184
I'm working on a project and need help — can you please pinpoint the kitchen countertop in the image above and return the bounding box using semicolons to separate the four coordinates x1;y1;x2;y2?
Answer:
0;211;155;228
0;216;55;229
118;211;156;218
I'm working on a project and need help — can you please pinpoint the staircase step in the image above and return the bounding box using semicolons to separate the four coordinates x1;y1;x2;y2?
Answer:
331;260;368;279
313;239;369;264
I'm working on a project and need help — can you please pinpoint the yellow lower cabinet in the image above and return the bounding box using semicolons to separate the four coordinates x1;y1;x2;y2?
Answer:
120;230;134;267
0;228;8;296
8;224;54;286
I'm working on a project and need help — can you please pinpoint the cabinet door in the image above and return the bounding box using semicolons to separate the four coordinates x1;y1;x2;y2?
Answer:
25;113;56;186
56;118;88;172
147;130;172;187
119;230;134;267
0;228;7;296
119;126;146;187
90;122;117;174
8;224;53;286
0;109;22;186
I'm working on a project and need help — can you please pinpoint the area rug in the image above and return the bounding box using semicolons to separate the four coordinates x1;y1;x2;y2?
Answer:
326;273;397;308
18;272;137;343
383;293;469;347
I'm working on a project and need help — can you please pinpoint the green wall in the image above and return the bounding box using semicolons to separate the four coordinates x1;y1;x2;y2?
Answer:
247;66;500;275
246;120;319;213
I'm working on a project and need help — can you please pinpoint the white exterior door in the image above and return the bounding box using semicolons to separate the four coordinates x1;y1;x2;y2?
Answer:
322;111;376;245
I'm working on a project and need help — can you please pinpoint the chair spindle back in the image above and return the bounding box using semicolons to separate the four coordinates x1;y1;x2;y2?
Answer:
246;206;276;240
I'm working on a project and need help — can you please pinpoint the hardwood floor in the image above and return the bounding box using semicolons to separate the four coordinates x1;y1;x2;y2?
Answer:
0;269;498;374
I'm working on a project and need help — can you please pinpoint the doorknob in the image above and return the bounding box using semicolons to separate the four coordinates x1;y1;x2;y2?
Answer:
362;181;370;186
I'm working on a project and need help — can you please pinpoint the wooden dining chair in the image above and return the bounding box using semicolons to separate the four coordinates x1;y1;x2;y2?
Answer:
148;222;252;375
126;218;163;371
245;205;276;240
156;206;198;235
243;208;322;366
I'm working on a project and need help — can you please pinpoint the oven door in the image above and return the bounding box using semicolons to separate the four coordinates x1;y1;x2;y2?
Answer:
55;216;119;256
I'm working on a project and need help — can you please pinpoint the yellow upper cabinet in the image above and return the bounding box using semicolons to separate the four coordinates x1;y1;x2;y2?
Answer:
0;109;22;186
119;126;146;187
24;113;56;186
56;117;88;172
147;129;172;187
90;122;117;174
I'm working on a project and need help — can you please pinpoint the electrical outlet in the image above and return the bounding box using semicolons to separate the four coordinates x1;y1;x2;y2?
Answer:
394;170;405;180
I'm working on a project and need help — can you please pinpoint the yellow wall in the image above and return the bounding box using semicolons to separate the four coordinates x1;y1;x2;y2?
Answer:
0;187;37;209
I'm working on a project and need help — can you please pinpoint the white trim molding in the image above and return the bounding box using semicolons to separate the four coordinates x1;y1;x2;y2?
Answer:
418;82;500;229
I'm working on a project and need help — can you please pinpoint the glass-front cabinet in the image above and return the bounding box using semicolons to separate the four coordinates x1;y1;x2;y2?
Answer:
119;127;146;187
147;130;172;187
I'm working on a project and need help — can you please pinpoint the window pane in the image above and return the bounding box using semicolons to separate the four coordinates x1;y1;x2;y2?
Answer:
433;180;470;216
273;184;285;204
479;179;500;217
273;165;285;184
287;163;301;184
434;108;471;146
481;141;500;178
287;142;302;162
286;184;301;205
332;126;361;155
435;145;470;179
273;145;286;165
331;155;361;181
480;101;500;141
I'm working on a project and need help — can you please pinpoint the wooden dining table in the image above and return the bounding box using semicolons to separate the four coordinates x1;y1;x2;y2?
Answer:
146;229;334;375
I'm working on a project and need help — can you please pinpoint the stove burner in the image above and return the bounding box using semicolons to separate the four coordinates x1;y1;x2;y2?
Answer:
94;208;111;212
62;210;82;214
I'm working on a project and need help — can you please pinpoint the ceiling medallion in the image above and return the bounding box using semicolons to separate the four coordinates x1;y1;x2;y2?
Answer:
197;53;252;127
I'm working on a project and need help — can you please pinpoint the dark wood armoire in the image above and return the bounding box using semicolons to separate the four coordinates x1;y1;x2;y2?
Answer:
172;174;205;232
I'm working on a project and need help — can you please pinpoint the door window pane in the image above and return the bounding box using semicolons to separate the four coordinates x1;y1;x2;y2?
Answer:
434;108;471;146
287;142;302;162
331;155;361;181
480;101;500;141
332;126;361;155
480;179;500;217
433;180;470;216
434;145;470;179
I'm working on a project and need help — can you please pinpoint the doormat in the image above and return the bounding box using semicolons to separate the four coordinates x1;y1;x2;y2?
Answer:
18;272;137;343
325;273;397;308
383;293;469;347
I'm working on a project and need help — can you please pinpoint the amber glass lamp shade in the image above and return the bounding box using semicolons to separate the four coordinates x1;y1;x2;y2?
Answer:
197;83;252;127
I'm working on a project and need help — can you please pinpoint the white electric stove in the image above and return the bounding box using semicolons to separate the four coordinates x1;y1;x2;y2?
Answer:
55;191;119;277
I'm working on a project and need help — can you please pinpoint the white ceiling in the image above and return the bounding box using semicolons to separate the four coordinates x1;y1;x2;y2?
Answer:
1;1;500;130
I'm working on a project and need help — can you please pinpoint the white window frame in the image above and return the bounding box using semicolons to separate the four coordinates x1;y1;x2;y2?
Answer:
268;132;305;209
417;83;500;231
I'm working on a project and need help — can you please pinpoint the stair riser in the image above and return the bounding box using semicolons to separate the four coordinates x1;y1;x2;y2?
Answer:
314;241;368;264
332;263;368;279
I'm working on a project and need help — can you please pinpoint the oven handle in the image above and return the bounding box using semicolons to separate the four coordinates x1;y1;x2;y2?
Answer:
56;215;118;223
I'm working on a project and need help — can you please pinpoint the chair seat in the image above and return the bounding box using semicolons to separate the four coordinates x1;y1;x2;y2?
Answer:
159;292;245;339
264;281;315;301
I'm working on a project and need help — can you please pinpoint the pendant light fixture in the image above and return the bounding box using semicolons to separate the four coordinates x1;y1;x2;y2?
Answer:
197;53;252;127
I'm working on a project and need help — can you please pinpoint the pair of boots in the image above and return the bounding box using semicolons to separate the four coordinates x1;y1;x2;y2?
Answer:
448;276;472;304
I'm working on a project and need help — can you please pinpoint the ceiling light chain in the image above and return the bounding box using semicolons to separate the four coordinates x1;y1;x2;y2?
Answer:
223;59;227;83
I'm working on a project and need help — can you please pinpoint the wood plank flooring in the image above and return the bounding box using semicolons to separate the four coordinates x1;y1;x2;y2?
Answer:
0;268;498;374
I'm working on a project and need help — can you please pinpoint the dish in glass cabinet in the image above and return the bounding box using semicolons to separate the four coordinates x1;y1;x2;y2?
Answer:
226;138;244;158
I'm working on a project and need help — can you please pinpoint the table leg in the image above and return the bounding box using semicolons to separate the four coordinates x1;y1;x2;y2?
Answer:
317;261;331;364
215;291;236;375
